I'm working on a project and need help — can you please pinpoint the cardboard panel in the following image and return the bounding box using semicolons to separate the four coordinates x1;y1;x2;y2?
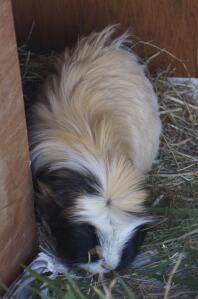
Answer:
11;0;198;76
0;0;36;288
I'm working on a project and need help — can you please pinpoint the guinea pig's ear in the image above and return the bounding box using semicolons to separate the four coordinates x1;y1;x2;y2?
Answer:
34;179;62;221
34;169;71;206
33;168;80;221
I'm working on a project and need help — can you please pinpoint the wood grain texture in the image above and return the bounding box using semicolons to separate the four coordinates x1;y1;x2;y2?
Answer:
11;0;198;76
0;0;36;288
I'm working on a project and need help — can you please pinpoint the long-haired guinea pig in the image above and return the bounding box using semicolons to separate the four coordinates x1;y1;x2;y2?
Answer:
29;26;161;273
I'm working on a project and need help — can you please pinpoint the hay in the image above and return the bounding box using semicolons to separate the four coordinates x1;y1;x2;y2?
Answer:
18;45;55;109
147;72;198;205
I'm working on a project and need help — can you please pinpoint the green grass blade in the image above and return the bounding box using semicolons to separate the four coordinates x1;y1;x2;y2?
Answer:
0;280;8;292
118;277;138;299
63;291;79;299
63;272;88;299
93;287;105;299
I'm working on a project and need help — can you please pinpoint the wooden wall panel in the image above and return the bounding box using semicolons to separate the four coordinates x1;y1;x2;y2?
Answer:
11;0;198;76
0;0;36;288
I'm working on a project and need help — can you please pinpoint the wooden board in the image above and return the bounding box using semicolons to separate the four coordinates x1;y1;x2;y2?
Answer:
0;0;36;288
11;0;198;76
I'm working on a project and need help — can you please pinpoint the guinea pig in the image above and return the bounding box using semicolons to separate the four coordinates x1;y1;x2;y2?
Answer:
29;25;161;273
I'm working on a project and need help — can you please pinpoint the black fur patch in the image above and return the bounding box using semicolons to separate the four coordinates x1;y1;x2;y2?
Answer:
50;215;99;263
35;168;101;208
34;168;101;263
116;225;147;270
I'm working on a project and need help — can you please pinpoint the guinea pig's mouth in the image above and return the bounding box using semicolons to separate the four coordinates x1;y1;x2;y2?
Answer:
79;260;113;274
79;246;114;274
